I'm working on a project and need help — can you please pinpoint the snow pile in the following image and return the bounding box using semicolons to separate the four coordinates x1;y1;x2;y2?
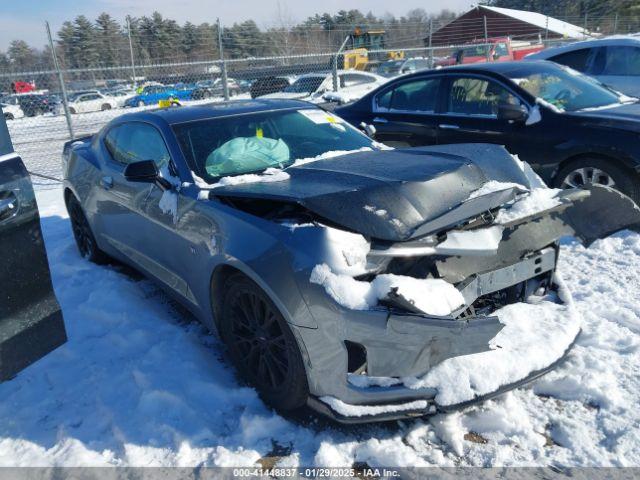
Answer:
159;190;178;222
496;187;563;224
405;297;581;406
437;226;504;255
319;397;429;418
310;264;465;316
467;180;527;200
206;167;290;189
288;147;373;168
322;227;371;276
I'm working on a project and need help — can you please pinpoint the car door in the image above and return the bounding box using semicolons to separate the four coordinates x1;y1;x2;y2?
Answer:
593;45;640;97
95;121;194;299
76;94;98;113
369;76;443;147
435;74;549;170
0;114;66;380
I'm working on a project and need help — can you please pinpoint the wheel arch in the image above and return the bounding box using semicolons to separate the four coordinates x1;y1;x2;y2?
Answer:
554;151;640;184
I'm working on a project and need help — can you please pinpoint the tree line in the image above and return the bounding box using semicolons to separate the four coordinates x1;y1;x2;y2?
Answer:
0;9;457;74
1;1;638;76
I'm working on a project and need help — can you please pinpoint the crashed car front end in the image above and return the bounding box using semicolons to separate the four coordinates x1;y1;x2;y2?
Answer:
208;144;640;423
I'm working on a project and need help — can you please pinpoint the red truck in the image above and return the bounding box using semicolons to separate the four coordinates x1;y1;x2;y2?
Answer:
435;37;545;67
10;81;36;93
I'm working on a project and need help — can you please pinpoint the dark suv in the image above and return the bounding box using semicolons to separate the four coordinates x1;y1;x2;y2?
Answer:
335;61;640;203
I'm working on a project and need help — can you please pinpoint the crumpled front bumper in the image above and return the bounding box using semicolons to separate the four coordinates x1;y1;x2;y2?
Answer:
294;185;639;423
307;329;579;424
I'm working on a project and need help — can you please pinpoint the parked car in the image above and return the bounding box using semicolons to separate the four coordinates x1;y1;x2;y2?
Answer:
250;76;290;98
100;88;135;107
336;60;640;203
398;57;431;75
68;92;119;114
1;93;57;117
191;78;241;100
1;102;24;120
526;36;640;97
263;71;386;103
435;37;545;68
0;113;67;381
374;60;405;78
125;85;193;107
62;99;638;422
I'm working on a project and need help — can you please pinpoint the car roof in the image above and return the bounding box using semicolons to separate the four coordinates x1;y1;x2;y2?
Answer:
116;98;316;125
412;60;562;76
529;36;640;58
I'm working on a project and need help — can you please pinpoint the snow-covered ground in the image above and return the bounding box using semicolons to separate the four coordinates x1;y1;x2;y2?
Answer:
0;187;638;467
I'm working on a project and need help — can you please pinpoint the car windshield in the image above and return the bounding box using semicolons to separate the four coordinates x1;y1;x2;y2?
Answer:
460;45;490;57
283;76;325;94
378;61;403;75
505;65;627;112
172;108;375;181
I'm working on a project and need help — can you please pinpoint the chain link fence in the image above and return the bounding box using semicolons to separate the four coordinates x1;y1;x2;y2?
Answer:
0;13;638;190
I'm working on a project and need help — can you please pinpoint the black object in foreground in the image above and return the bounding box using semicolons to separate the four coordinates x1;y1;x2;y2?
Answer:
0;109;66;381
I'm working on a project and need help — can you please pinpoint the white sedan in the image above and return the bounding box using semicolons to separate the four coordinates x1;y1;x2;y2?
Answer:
262;71;387;103
1;103;24;120
68;92;119;114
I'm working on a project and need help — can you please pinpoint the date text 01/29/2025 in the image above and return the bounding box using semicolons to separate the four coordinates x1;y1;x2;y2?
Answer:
231;467;402;477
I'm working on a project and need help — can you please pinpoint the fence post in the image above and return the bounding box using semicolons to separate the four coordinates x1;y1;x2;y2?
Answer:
545;15;549;46
126;16;137;88
613;13;619;34
45;21;74;140
217;18;229;101
428;18;433;69
483;16;490;62
583;13;588;38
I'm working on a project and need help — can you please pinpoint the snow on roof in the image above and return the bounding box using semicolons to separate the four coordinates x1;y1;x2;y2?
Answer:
481;5;591;39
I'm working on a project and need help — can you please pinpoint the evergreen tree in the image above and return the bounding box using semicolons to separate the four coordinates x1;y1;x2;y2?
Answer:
95;13;123;67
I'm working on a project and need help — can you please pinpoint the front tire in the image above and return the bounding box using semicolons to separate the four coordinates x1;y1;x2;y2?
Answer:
555;157;640;204
67;194;108;264
101;103;111;111
220;273;309;411
137;100;145;107
4;113;13;120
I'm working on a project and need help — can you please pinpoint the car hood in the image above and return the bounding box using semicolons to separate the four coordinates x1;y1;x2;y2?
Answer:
569;101;640;133
209;144;533;241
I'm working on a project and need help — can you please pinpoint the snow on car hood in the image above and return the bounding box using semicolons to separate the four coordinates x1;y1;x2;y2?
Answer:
209;144;534;241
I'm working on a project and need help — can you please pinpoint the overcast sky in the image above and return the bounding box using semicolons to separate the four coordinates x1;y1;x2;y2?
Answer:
1;0;475;50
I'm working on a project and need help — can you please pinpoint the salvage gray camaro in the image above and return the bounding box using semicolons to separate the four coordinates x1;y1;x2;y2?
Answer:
62;99;639;422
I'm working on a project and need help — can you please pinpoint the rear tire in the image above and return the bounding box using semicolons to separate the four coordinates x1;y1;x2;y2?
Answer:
219;273;309;411
4;113;13;120
67;194;108;264
68;107;76;114
137;100;145;107
101;103;111;111
555;157;640;204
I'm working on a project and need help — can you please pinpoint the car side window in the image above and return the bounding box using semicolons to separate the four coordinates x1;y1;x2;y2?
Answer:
378;78;440;112
495;43;509;57
549;48;592;72
104;123;171;168
446;77;521;117
342;73;376;86
602;46;640;76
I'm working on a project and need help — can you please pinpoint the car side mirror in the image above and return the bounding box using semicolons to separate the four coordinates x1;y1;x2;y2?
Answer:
123;160;172;190
497;103;529;123
124;159;158;182
359;122;376;137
